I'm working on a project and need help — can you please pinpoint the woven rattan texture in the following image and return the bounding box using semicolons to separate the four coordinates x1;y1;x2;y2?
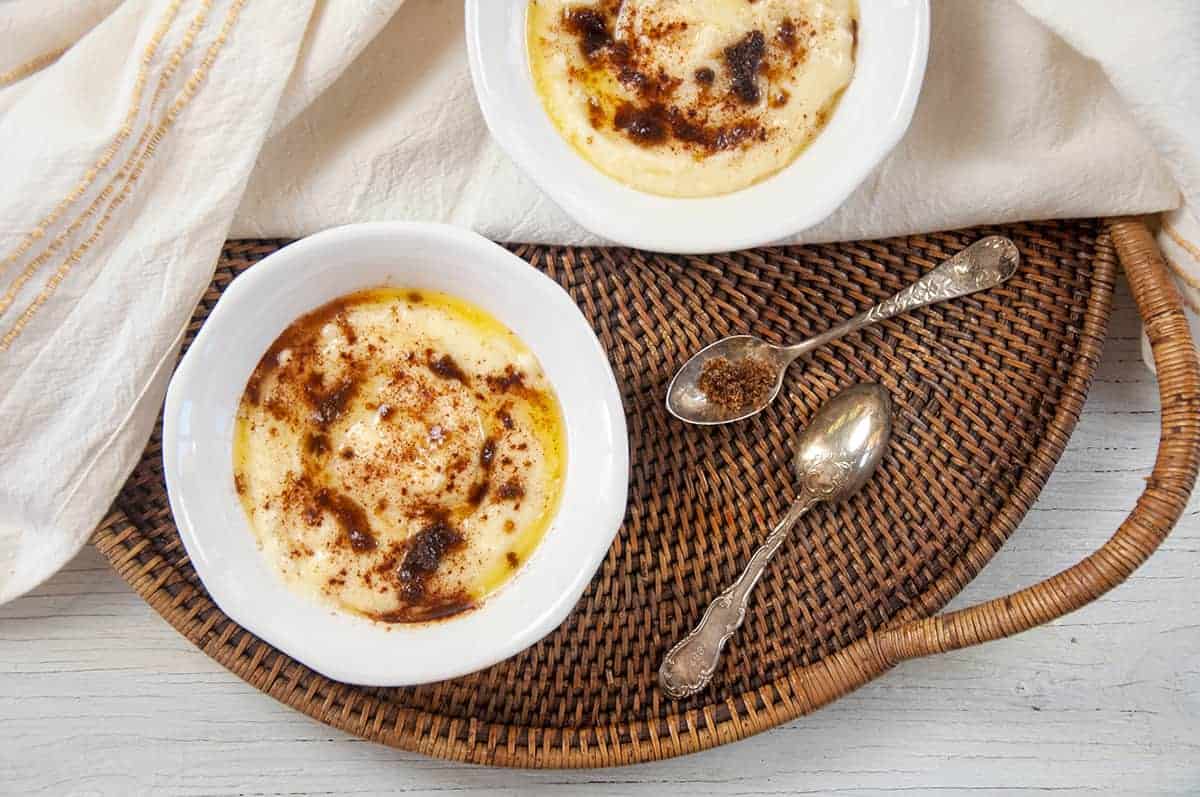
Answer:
96;219;1116;766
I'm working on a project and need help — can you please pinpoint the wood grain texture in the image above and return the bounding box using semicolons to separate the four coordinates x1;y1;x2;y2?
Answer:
1;282;1197;796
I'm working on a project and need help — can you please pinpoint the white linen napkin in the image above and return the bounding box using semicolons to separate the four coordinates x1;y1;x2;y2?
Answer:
1017;0;1200;367
1;0;1196;604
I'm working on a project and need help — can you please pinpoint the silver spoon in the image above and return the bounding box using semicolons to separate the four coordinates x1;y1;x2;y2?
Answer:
665;236;1019;425
659;383;893;699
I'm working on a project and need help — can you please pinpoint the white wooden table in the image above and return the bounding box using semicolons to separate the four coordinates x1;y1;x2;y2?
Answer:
2;281;1197;796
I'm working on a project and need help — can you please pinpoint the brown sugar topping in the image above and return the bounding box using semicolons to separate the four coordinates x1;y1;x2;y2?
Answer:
369;593;474;624
242;296;355;406
496;479;526;501
428;352;468;383
307;375;359;428
396;514;465;601
467;480;490;506
564;7;611;59
313;488;377;552
697;355;776;412
486;366;526;393
777;18;797;48
724;30;766;105
556;5;794;156
335;313;357;344
305;432;330;457
614;103;668;145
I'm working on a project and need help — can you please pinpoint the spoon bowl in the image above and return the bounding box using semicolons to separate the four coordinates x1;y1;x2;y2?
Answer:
792;383;892;501
664;336;787;425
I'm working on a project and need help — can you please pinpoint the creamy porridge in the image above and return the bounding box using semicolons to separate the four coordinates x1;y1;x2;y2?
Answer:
528;0;857;197
234;288;566;623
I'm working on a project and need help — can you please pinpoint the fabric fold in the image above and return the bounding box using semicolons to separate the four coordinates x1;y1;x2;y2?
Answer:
0;0;339;603
0;0;1196;604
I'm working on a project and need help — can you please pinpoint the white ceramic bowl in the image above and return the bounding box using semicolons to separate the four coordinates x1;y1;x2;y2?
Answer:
466;0;929;253
163;223;629;686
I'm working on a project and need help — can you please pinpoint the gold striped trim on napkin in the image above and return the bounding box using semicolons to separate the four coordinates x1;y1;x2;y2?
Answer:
0;0;247;351
0;49;67;88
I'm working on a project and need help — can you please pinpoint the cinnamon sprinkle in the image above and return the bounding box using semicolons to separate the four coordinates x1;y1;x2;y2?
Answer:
697;355;776;411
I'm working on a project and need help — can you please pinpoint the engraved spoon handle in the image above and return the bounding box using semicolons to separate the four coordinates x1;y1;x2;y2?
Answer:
659;492;820;699
785;236;1020;360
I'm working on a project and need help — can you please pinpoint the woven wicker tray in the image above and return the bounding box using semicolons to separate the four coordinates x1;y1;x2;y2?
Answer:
95;218;1199;767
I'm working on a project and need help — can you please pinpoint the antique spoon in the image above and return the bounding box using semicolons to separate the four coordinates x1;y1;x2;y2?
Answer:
659;383;893;699
665;236;1019;425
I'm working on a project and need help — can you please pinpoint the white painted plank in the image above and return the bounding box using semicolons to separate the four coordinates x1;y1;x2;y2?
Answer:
1;282;1197;797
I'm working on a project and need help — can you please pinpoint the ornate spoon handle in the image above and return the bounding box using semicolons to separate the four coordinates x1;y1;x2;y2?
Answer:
862;235;1020;323
659;492;819;699
787;236;1020;359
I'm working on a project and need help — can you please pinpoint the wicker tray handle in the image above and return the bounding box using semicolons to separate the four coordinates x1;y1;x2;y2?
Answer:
873;218;1200;665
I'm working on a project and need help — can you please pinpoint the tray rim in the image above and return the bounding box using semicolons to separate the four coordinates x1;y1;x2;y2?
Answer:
95;219;1128;768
